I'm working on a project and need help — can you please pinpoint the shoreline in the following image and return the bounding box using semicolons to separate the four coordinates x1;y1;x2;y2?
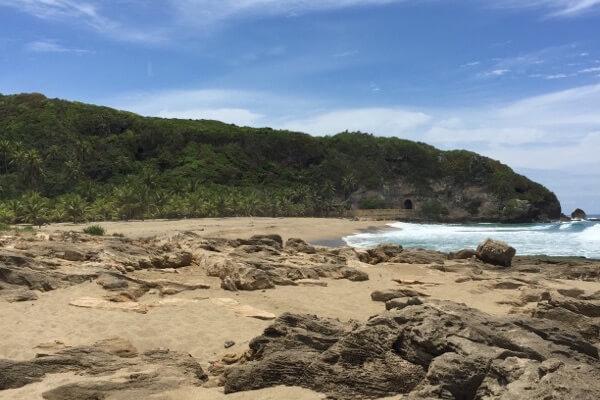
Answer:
41;217;393;244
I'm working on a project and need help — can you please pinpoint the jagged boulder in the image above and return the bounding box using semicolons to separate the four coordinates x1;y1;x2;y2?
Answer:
571;208;587;220
223;299;600;399
356;244;403;264
448;248;477;260
476;239;516;267
285;238;316;254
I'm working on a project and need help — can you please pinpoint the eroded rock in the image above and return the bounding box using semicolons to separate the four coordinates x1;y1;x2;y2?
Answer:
0;338;207;398
222;298;600;399
476;239;516;267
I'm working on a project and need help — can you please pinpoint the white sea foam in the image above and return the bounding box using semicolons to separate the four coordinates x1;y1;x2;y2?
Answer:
343;220;600;258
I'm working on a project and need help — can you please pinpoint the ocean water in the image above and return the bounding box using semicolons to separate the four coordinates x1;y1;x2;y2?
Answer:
343;219;600;259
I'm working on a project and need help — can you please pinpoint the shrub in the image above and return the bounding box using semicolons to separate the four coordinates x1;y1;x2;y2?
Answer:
83;224;105;236
0;222;9;231
358;196;387;209
420;199;449;220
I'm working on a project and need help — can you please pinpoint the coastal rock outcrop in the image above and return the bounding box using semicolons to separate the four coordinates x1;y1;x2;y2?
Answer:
476;239;516;267
180;233;368;290
355;244;445;265
223;298;600;399
571;208;587;220
0;338;207;397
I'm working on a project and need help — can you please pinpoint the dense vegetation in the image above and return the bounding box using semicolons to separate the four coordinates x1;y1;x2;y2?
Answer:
0;93;559;225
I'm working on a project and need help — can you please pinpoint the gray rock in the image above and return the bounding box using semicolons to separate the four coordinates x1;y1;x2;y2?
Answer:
223;299;600;399
285;238;316;254
448;248;477;260
385;296;422;310
571;208;587;220
356;244;403;264
5;289;38;302
0;337;206;395
476;239;516;267
371;289;427;302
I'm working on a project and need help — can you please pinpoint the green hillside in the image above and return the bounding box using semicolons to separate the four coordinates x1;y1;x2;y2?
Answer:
0;93;561;225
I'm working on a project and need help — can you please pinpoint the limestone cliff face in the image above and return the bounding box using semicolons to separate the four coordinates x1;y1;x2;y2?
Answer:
350;173;561;223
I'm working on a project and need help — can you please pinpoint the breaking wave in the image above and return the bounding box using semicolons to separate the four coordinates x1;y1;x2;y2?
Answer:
343;220;600;258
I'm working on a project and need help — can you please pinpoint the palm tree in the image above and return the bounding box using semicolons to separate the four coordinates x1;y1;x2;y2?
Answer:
16;149;44;189
113;184;145;220
0;140;14;174
341;174;357;200
58;194;88;223
19;192;49;227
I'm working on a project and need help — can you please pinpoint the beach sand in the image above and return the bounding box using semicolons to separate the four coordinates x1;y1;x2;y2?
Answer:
41;217;390;243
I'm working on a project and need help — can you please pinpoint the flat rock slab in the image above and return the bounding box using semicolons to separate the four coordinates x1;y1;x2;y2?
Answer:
69;297;149;314
210;297;276;320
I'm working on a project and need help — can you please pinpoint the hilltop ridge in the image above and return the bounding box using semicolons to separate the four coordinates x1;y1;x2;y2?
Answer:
0;92;560;223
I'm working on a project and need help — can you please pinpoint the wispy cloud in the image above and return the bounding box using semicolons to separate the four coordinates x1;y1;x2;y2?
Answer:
482;69;510;77
579;66;600;73
461;61;481;67
0;0;167;43
544;73;569;79
492;0;600;17
26;39;92;54
280;108;431;136
170;0;404;23
1;0;598;47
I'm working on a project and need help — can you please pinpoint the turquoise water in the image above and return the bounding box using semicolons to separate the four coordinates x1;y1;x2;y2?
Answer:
343;219;600;259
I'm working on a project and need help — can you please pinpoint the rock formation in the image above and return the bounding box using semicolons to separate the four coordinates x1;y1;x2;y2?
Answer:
571;208;587;220
0;338;207;398
223;296;600;399
476;239;516;267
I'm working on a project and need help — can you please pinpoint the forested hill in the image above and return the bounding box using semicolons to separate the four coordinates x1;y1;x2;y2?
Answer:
0;93;560;224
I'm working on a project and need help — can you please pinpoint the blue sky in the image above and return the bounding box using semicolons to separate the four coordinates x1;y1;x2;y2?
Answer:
1;0;600;213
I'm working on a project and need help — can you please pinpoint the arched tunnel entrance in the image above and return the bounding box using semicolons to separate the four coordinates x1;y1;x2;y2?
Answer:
403;199;414;210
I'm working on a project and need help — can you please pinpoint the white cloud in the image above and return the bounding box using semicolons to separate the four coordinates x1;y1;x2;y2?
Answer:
158;108;264;125
109;88;300;127
26;39;92;54
461;61;481;67
544;73;569;79
0;0;166;43
170;0;403;22
280;108;431;136
492;0;600;16
579;66;600;73
2;0;598;45
482;69;510;77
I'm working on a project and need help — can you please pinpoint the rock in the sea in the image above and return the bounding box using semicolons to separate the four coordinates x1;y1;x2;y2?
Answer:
476;238;516;267
571;208;587;220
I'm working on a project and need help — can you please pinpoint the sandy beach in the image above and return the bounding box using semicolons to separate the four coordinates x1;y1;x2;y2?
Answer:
2;217;600;399
41;217;392;244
